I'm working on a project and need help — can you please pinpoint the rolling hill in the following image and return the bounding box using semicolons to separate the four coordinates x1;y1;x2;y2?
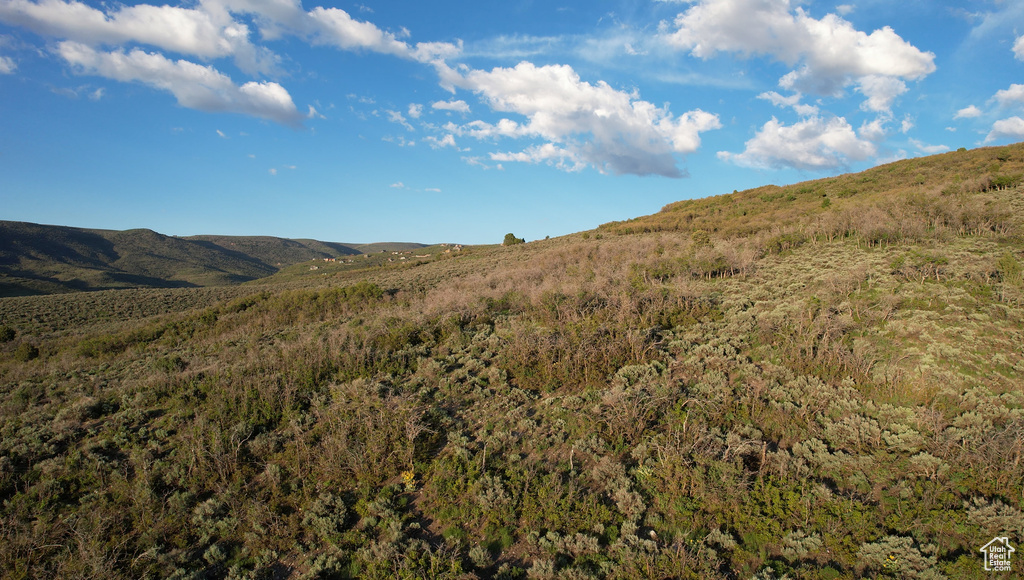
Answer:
1;143;1023;579
0;222;426;296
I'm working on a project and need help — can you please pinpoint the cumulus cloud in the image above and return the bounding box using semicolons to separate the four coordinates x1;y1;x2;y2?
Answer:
718;115;876;170
0;0;461;110
1016;36;1024;60
192;0;457;63
986;117;1024;143
407;103;423;118
432;99;471;114
858;117;887;142
994;84;1024;108
305;6;410;57
855;75;907;113
58;41;303;125
666;0;934;110
438;61;721;177
0;0;277;74
0;54;14;73
758;90;818;116
955;105;983;119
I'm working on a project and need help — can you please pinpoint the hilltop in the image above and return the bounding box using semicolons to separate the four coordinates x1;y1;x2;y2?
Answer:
0;143;1022;579
0;221;428;296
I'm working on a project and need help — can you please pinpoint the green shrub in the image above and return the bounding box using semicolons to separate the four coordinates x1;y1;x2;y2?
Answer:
691;229;712;248
12;343;39;361
503;233;525;246
0;325;14;343
998;252;1022;285
155;354;188;373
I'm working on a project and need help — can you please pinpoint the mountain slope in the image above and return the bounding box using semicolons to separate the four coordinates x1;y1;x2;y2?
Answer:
0;223;418;296
184;235;363;267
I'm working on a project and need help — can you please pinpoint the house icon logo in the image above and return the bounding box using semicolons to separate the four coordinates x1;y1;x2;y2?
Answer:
980;537;1015;572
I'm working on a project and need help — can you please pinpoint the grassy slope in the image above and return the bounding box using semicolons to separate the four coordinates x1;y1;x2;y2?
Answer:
1;144;1023;579
600;144;1024;240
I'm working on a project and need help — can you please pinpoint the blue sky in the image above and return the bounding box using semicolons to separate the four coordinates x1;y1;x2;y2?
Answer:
2;0;1023;244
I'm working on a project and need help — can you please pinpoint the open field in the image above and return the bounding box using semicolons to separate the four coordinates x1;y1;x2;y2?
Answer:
1;144;1023;579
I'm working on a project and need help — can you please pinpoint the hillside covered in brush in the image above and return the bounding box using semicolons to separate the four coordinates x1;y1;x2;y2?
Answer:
0;222;427;297
1;143;1023;579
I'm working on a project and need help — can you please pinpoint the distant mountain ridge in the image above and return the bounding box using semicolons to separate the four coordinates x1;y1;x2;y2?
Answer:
0;221;426;296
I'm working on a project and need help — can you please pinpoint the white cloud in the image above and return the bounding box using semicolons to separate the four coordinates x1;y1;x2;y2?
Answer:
856;75;907;113
305;6;411;57
0;54;15;73
994;84;1024;108
432;99;471;114
307;104;325;119
858;117;887;142
909;139;949;155
216;129;227;138
407;103;423;118
446;118;525;140
955;105;982;119
439;61;721;177
0;0;278;74
289;6;459;63
836;4;854;16
718;115;876;170
390;181;406;188
666;0;934;110
1015;36;1024;61
0;1;462;122
385;109;413;131
986;117;1024;143
382;135;414;147
490;143;586;172
58;41;303;125
758;90;818;116
268;167;277;175
424;134;457;149
900;117;914;134
424;187;441;192
411;40;461;64
624;42;647;56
